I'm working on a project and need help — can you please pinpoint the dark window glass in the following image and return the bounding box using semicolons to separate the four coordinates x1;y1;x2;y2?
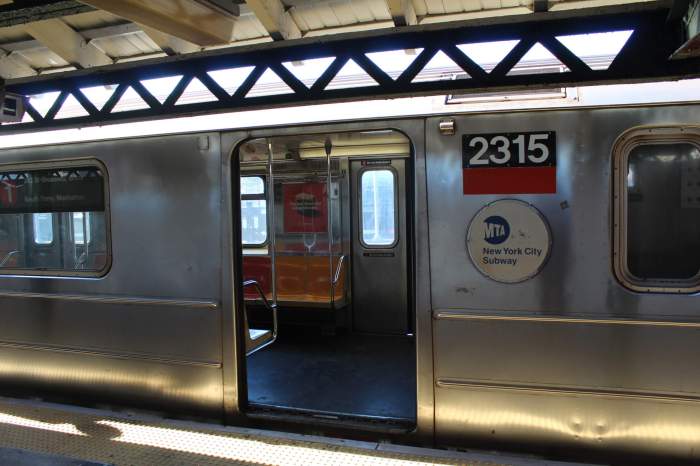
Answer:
627;143;700;280
0;165;108;273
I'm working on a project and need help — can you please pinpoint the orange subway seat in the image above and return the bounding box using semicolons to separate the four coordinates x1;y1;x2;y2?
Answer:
243;255;346;305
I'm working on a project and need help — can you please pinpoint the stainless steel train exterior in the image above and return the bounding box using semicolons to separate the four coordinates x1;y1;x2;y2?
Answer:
1;101;700;461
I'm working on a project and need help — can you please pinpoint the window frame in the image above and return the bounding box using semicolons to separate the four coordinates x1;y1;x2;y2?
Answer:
0;158;112;278
240;174;269;248
613;125;700;293
358;165;399;249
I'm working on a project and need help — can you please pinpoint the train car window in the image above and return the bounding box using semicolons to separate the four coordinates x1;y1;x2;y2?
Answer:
0;163;110;275
32;213;53;245
241;176;264;195
614;127;700;292
360;168;397;247
72;212;91;245
241;175;267;246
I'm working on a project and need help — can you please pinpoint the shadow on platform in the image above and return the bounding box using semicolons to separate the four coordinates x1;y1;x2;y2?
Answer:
0;399;472;466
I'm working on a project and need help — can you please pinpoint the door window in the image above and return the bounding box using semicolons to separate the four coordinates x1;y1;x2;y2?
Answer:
360;169;397;247
241;176;267;246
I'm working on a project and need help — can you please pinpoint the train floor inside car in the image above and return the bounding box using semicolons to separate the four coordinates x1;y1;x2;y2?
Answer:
246;329;416;422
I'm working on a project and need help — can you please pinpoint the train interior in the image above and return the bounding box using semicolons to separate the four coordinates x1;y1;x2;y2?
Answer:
235;130;416;425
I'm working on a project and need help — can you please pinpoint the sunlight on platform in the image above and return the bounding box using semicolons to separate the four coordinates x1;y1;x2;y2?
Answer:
0;398;501;466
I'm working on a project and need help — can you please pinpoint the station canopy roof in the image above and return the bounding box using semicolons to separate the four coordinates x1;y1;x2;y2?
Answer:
0;0;672;83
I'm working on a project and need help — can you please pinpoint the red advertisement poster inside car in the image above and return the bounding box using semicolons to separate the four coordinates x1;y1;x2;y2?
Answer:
283;182;328;233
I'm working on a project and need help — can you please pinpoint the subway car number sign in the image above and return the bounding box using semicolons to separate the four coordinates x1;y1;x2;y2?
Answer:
462;131;556;194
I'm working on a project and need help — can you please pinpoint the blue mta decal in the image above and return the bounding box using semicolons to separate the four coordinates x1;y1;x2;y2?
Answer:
483;216;510;245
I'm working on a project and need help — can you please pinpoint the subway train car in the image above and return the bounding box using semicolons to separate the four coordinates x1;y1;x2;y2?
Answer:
0;82;700;463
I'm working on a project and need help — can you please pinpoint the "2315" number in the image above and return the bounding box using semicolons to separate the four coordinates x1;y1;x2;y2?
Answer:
464;132;555;167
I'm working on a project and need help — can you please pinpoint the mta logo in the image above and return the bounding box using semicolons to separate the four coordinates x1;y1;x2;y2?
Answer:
483;216;510;245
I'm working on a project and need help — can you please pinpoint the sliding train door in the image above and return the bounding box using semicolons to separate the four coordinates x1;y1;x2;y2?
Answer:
350;160;409;334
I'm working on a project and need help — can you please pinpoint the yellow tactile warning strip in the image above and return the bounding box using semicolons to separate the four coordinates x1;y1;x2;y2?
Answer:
0;397;588;466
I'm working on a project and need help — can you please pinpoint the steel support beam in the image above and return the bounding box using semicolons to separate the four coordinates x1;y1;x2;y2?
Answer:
3;8;699;133
245;0;301;41
77;0;236;46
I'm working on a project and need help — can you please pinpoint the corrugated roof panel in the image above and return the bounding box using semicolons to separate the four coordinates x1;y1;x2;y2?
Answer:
288;7;310;31
0;51;34;75
291;0;388;31
317;3;344;28
231;13;269;41
442;0;468;12
62;10;124;30
365;0;392;19
413;0;429;16
413;0;428;18
330;2;362;27
424;0;448;14
91;32;160;59
482;0;504;10
461;0;485;11
348;0;378;23
501;0;526;8
14;47;69;70
292;3;326;31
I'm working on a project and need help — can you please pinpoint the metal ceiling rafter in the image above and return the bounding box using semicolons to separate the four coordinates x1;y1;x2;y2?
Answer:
3;8;700;133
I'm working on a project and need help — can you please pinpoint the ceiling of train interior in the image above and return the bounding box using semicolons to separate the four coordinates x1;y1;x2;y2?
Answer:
0;0;697;131
241;130;411;160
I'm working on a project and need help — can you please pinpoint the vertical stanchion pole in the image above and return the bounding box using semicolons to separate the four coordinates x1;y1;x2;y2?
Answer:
83;213;89;267
325;137;333;306
267;139;277;306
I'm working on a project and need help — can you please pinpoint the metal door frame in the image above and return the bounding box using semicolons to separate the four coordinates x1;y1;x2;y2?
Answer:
221;117;432;440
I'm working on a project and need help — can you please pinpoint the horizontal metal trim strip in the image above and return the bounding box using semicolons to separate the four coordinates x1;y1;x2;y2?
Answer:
436;378;700;404
433;310;700;328
0;340;222;368
0;290;219;309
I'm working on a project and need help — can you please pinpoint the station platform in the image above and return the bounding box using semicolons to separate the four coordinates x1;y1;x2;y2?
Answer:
0;396;599;466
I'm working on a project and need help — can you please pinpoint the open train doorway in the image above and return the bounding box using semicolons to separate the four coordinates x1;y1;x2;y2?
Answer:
234;129;416;426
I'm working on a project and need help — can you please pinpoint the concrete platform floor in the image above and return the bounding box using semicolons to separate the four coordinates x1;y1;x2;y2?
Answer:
0;396;599;466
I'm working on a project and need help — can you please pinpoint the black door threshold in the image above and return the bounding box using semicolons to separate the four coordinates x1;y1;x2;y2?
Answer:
247;402;415;433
